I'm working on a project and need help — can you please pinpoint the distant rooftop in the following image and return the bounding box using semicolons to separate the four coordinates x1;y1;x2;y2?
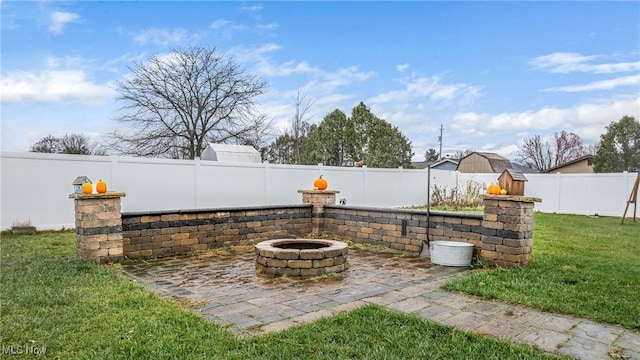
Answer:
542;154;594;173
201;143;261;163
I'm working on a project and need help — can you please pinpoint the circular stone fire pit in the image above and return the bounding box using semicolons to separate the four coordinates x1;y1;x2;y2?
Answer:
255;239;349;277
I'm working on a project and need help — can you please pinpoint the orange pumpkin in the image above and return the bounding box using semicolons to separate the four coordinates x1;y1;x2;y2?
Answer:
82;182;93;194
487;183;501;195
313;175;328;191
96;179;107;194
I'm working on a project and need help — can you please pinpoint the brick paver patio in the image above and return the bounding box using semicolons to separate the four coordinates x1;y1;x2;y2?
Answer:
123;246;640;359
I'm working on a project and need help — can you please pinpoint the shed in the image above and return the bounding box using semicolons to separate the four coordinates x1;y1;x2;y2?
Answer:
201;143;261;163
456;152;512;173
498;168;527;196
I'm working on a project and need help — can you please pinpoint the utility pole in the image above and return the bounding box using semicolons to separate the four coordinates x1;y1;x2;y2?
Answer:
438;124;444;160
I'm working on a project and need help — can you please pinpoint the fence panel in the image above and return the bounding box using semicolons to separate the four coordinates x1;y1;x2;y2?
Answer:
114;157;197;212
1;152;113;229
0;152;432;229
1;151;637;229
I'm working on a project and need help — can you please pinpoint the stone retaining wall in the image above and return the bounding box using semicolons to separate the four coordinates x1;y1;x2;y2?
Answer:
72;191;540;267
121;205;313;258
323;206;483;256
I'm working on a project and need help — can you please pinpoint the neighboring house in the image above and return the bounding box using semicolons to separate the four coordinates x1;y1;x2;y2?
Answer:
511;162;540;174
542;155;594;174
201;143;262;163
456;152;512;173
411;158;459;170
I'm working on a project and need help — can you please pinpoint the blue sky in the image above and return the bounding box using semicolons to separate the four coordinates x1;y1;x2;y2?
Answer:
2;1;639;161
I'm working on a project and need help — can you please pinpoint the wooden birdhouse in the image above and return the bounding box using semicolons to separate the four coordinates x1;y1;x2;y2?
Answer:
72;176;92;194
498;168;527;196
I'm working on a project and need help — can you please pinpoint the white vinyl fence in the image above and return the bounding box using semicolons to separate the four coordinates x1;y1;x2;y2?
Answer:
0;152;428;230
1;151;637;230
429;169;638;217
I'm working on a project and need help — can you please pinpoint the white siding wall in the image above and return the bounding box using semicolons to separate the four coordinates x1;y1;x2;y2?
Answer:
1;151;637;230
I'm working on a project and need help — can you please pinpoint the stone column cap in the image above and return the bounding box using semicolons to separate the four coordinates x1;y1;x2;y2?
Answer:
480;194;541;202
69;192;127;199
297;190;340;194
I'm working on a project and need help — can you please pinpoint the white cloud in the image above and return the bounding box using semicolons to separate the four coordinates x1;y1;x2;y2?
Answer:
134;28;189;46
49;11;79;35
210;18;276;36
321;66;375;90
368;76;481;106
210;19;233;29
231;43;282;63
451;96;640;143
257;22;279;31
530;52;640;74
396;63;410;72
45;55;88;69
259;60;319;77
241;4;263;12
543;74;640;92
232;43;373;87
234;43;318;77
0;69;115;105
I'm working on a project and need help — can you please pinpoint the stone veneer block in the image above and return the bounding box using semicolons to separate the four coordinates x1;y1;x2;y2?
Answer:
298;189;340;233
255;239;348;276
479;195;541;268
70;192;126;262
121;206;314;259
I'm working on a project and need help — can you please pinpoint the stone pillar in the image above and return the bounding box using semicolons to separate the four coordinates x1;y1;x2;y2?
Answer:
480;195;541;268
69;192;126;262
298;190;340;234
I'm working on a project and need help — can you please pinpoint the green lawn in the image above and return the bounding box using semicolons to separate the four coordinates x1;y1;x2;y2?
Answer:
445;213;640;329
0;231;565;359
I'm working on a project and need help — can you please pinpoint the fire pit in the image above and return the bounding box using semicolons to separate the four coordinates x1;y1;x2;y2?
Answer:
255;239;349;277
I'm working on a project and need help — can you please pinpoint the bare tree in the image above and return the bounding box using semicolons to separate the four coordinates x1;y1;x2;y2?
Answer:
30;135;61;153
453;148;474;160
263;87;313;164
110;46;270;159
554;131;586;165
290;87;315;164
518;135;553;170
518;131;586;171
30;133;105;155
60;133;93;154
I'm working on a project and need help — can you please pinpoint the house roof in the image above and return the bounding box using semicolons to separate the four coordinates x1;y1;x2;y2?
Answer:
432;158;458;166
542;154;594;173
459;152;513;173
411;158;459;169
500;168;528;181
511;162;540;174
201;143;261;163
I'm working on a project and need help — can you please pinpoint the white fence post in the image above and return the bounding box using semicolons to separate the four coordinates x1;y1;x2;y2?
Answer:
194;157;200;209
556;172;562;213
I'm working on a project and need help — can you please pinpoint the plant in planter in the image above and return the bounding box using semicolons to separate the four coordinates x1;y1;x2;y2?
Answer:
11;219;36;235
